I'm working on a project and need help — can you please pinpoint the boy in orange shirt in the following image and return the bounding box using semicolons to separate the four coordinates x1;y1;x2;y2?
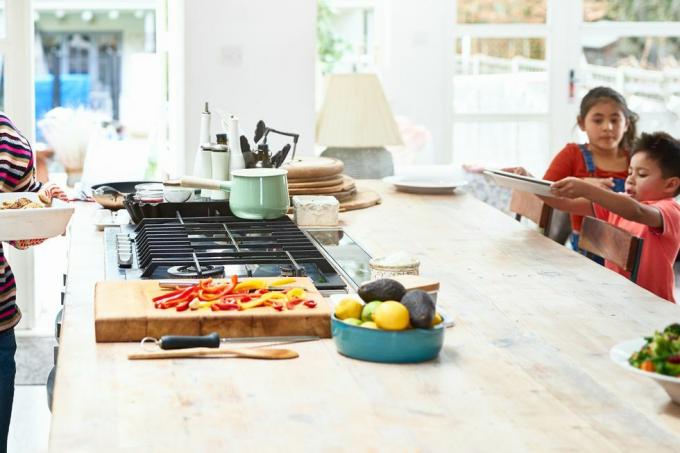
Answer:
549;132;680;303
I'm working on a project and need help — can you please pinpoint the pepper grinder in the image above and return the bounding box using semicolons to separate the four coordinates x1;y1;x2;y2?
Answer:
192;102;212;198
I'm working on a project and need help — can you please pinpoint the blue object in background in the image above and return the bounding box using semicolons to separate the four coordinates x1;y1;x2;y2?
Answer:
34;74;91;141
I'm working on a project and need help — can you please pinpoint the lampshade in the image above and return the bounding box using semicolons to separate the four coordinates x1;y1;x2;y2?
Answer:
316;74;404;148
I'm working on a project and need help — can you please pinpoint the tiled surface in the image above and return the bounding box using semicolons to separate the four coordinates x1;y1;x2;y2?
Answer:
9;385;50;453
14;336;56;385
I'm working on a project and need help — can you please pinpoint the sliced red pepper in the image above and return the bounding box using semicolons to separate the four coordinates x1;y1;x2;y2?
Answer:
303;300;317;308
257;288;269;295
231;274;238;286
272;302;284;312
152;288;184;302
201;283;229;294
286;298;304;310
198;278;213;289
176;300;190;312
210;303;221;311
198;283;236;301
214;302;239;311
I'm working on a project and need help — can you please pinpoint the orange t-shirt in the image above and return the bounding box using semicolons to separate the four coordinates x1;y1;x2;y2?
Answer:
543;143;629;232
593;198;680;303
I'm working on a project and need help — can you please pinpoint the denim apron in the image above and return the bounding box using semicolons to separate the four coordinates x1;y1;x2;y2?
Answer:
570;144;626;263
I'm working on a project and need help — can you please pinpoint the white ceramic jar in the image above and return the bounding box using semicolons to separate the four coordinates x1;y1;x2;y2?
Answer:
368;252;420;281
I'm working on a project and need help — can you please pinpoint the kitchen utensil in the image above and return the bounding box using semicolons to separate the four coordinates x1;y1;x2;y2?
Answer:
94;278;331;342
331;312;447;363
163;187;192;203
140;332;320;350
0;192;75;241
271;143;291;168
610;338;680;404
339;190;381;211
90;181;163;209
282;157;344;180
209;144;230;200
178;168;289;219
128;347;299;360
254;120;266;143
383;175;468;195
93;186;126;210
123;193;231;224
228;115;245;176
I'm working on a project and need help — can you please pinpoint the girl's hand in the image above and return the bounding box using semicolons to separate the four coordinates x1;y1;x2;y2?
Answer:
551;177;593;199
501;166;533;177
583;177;615;190
38;183;68;204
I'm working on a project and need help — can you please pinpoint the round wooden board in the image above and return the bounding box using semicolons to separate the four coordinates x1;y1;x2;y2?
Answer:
283;157;344;180
289;181;346;195
288;173;344;184
288;175;344;189
339;190;381;211
332;188;357;202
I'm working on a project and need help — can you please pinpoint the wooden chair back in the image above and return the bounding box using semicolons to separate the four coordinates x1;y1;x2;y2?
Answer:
579;216;644;282
509;190;553;233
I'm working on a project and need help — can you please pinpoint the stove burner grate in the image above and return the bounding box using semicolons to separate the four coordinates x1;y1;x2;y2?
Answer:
167;264;224;278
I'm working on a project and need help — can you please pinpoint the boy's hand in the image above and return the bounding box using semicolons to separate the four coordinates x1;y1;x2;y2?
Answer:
551;177;593;199
583;177;615;190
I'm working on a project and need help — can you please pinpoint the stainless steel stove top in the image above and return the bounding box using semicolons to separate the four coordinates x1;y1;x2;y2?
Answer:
104;215;372;295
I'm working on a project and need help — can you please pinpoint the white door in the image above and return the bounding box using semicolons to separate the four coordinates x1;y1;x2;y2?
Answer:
0;0;37;329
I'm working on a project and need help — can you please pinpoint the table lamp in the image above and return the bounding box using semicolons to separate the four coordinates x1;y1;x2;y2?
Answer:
316;73;403;179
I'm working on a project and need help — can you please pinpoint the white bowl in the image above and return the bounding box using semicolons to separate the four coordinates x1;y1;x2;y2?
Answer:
163;187;192;203
610;338;680;404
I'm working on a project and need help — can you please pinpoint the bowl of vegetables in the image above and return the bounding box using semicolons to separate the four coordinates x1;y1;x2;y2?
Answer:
330;278;450;363
610;323;680;404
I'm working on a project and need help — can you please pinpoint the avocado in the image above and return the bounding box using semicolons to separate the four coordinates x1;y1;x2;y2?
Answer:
400;290;436;329
357;278;406;303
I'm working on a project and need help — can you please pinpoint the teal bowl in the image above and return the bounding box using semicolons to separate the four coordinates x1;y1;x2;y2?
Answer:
331;314;446;363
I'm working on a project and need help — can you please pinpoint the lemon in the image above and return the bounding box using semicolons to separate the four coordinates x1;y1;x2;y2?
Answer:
431;312;443;327
361;300;382;322
344;318;362;326
373;301;410;331
335;298;363;320
361;321;378;329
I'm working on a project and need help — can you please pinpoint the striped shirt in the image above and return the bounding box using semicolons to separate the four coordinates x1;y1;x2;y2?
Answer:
0;113;42;332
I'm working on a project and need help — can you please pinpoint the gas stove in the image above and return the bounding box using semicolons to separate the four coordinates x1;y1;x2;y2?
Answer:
104;214;372;295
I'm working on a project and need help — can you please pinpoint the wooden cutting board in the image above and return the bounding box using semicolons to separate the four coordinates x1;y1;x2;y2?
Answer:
283;157;344;179
288;175;344;189
339;190;382;212
288;173;344;184
94;277;331;342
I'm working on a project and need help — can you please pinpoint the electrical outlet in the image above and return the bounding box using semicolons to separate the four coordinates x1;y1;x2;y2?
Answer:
220;45;243;67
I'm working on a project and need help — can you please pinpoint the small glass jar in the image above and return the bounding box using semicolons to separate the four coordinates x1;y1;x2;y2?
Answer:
369;252;420;281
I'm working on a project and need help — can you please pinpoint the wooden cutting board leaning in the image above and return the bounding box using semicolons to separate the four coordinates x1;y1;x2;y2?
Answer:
94;277;331;342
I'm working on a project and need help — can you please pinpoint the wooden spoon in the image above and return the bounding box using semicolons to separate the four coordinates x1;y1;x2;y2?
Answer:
128;347;299;361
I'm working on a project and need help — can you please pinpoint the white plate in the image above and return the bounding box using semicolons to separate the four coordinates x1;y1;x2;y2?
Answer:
483;169;555;198
610;338;680;403
0;192;74;241
383;176;468;194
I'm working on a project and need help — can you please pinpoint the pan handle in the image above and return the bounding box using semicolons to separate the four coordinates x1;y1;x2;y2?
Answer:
159;332;221;350
179;176;231;191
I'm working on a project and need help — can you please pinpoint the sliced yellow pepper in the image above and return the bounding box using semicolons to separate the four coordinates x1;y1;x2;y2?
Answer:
234;279;266;292
286;287;306;301
270;277;297;286
239;297;267;310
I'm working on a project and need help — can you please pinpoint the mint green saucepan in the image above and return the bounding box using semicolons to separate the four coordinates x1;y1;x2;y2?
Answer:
178;169;289;219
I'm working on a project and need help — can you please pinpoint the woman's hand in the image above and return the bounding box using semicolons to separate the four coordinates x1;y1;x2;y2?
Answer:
551;177;593;199
501;166;534;177
583;177;615;190
38;183;68;204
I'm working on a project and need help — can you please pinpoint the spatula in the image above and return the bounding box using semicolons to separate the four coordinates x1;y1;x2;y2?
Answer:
128;347;299;360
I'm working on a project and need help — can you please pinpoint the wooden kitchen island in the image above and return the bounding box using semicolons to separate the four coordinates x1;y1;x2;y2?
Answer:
49;181;680;452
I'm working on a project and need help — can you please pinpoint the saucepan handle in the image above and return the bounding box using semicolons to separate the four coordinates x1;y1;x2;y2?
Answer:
159;332;221;350
179;176;231;191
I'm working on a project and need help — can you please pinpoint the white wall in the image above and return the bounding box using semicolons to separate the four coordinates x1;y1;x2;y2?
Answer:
381;0;452;164
174;0;317;175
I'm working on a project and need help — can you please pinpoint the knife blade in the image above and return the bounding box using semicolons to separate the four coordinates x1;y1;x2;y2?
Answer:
157;332;320;350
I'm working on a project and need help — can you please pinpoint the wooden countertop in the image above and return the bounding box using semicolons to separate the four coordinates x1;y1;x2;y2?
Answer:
49;181;680;452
